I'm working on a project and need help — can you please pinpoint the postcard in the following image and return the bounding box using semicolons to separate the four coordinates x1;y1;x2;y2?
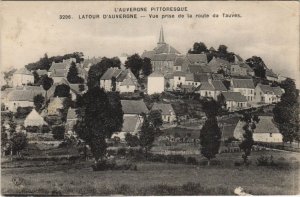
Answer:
1;1;299;196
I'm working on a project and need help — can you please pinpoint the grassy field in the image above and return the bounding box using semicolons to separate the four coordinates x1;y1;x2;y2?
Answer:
1;150;299;195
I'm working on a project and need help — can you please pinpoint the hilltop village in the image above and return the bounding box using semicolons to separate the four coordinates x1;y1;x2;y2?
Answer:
1;27;298;161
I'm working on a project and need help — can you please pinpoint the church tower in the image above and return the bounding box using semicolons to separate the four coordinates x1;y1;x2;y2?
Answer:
157;26;166;48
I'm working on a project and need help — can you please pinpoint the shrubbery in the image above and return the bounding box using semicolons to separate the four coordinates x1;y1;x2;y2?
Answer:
125;133;139;147
25;126;40;133
15;107;33;119
52;125;65;140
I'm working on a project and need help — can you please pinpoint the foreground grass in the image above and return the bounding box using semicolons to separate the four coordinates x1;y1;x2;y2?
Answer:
1;151;299;195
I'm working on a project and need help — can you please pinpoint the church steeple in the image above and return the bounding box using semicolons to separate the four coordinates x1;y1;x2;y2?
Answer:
157;26;166;47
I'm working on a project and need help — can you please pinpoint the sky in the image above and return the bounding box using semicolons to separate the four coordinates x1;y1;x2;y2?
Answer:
1;1;299;87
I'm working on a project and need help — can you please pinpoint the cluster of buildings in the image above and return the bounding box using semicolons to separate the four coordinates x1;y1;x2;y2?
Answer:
1;27;287;143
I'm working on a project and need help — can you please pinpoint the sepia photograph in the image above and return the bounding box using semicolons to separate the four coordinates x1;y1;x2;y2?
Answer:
1;1;299;195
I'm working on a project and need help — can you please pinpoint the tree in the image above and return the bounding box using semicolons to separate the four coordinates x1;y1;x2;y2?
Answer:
245;56;266;79
201;98;221;118
142;57;152;77
239;112;260;164
87;57;121;89
111;77;117;92
54;84;70;98
107;92;124;134
188;42;208;54
148;110;163;131
74;87;121;163
67;62;84;84
11;132;27;157
33;94;45;112
139;115;156;156
33;71;40;84
199;117;221;166
52;125;65;140
38;74;53;102
125;133;139;147
124;54;143;79
218;45;228;54
273;78;299;143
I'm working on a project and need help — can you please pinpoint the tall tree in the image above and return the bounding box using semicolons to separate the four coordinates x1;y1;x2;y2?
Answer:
67;62;84;84
11;132;27;157
239;112;260;164
33;94;45;112
273;78;299;143
124;54;143;79
199;117;221;166
54;84;70;98
74;87;122;163
38;74;53;103
148;110;163;131
139;114;156;156
142;57;152;77
107;92;124;134
189;42;208;54
87;57;121;89
32;71;40;84
245;56;267;79
218;45;228;54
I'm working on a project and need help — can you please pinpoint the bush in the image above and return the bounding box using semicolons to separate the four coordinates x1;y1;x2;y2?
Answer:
117;148;127;156
256;155;276;166
186;157;198;165
52;125;65;140
41;125;50;133
125;133;139;147
15;107;33;119
166;155;186;164
25;126;40;133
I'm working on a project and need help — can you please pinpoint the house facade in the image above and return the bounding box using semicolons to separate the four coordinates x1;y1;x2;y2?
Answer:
12;68;34;87
151;103;176;123
100;68;138;93
230;78;255;103
221;92;248;111
254;84;284;104
147;72;165;95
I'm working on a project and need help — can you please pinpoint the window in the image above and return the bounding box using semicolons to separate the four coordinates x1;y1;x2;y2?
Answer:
270;133;272;137
179;77;181;80
176;67;178;71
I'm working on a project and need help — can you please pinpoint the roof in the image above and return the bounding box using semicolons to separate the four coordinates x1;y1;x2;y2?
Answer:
121;100;149;114
151;103;175;115
186;54;208;64
208;57;230;66
173;71;186;77
50;69;67;77
197;82;215;91
258;84;283;96
188;65;212;74
174;57;185;67
266;69;278;78
49;62;69;72
154;44;180;55
194;73;210;82
25;109;47;125
67;108;77;120
234;54;244;62
148;71;164;78
8;87;46;102
254;116;280;133
150;54;178;61
69;84;87;94
231;78;255;89
185;73;194;81
100;68;123;80
221;120;239;139
122;116;141;133
141;50;155;59
36;69;48;76
211;80;227;91
14;68;33;75
82;57;102;68
120;78;135;86
212;73;225;80
222;92;247;102
240;63;253;72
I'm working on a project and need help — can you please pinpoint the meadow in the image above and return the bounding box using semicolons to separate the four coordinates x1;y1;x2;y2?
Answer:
1;150;299;195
